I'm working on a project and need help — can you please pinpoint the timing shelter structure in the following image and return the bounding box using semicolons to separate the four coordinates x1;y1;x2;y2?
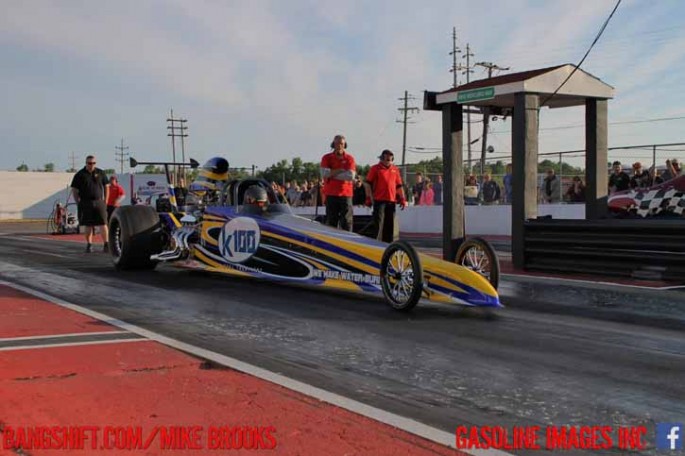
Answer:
424;64;615;269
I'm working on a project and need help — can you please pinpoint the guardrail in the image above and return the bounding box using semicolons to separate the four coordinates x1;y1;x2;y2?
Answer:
523;218;685;280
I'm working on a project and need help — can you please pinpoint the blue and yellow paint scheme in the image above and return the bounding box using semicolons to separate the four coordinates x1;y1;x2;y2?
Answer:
157;198;500;309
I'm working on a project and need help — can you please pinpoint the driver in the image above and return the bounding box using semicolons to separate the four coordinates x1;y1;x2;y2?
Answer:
243;185;269;213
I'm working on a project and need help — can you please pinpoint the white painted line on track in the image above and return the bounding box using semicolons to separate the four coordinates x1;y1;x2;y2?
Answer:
13;235;85;245
0;338;145;352
502;272;683;291
0;279;512;456
0;330;128;342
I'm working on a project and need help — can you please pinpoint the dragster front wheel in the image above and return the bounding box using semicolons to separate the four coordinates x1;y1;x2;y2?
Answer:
380;241;423;311
455;237;500;290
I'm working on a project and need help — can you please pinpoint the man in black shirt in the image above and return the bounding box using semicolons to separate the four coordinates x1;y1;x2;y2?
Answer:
71;155;110;253
608;161;630;195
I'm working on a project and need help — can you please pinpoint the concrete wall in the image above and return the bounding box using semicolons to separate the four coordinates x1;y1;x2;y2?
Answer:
291;204;585;236
0;171;75;219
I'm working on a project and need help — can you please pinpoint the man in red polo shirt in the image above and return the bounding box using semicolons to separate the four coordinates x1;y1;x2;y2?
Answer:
106;175;126;222
364;149;407;242
320;134;356;231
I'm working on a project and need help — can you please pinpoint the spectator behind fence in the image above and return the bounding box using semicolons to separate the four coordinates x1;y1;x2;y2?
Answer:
630;162;650;189
608;161;630;194
419;180;434;205
412;172;424;205
286;181;300;205
662;158;681;181
503;164;513;204
465;174;479;205
649;166;664;186
352;176;366;206
321;134;356;231
480;173;501;204
566;176;586;203
540;168;561;203
434;175;443;205
299;183;312;206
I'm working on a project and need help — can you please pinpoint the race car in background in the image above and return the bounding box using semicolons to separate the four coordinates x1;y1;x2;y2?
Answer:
608;175;685;217
108;157;501;312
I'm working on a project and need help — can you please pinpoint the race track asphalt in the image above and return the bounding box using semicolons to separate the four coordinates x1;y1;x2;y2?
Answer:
0;223;684;456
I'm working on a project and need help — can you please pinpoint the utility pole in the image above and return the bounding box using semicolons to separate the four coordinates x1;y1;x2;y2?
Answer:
456;43;475;171
167;109;188;184
68;152;78;172
397;90;420;184
449;27;461;88
475;62;510;178
114;138;129;175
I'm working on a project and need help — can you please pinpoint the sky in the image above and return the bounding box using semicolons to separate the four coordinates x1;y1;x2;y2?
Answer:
1;0;685;173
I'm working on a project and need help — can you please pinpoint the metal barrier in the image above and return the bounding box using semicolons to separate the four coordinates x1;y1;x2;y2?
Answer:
523;218;685;280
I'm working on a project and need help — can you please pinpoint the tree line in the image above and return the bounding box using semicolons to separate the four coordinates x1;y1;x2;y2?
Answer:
14;157;584;180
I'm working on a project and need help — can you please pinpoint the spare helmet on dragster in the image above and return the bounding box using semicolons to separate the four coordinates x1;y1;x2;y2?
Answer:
188;157;230;205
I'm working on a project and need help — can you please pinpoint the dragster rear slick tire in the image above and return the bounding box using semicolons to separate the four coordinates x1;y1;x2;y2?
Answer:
109;206;162;270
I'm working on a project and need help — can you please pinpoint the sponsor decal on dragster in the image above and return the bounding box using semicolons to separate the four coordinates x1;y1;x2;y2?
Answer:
218;217;260;263
257;219;382;270
203;212;378;277
262;245;382;292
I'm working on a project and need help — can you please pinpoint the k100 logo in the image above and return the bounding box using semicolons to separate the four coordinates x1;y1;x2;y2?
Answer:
218;217;261;263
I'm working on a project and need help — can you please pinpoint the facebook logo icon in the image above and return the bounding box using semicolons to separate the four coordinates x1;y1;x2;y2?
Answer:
657;423;683;450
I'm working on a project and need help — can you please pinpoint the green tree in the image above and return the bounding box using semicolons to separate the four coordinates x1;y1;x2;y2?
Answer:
302;162;321;181
103;168;116;175
143;165;165;174
44;163;55;172
291;157;303;178
16;163;28;172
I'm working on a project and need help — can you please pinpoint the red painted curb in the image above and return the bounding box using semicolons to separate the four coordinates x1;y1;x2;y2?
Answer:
0;286;467;456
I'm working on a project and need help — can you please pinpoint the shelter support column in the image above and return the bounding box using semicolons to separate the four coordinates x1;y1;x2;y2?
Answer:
442;103;464;260
585;99;608;219
511;93;539;269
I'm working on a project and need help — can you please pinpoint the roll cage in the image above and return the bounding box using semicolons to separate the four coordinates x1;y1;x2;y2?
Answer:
221;178;291;214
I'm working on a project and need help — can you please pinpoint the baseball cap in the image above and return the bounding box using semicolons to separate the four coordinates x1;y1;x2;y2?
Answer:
379;149;394;159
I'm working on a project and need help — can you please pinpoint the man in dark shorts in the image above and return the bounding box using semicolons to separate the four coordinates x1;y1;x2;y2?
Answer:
71;155;110;253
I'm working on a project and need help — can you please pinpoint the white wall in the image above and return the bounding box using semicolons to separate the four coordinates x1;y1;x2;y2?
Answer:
291;204;585;236
0;171;75;219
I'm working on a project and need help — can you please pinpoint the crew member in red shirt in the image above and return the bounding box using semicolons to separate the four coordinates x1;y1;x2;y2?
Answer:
106;175;126;221
320;134;356;231
364;149;407;242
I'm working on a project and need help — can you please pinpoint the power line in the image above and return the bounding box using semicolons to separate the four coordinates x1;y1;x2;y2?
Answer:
488;114;685;135
397;91;420;183
474;62;510;178
68;151;78;171
114;138;129;175
540;0;622;108
449;27;461;88
167;109;188;184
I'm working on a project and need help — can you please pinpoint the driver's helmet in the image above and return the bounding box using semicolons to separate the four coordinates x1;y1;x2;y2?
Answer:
244;185;268;208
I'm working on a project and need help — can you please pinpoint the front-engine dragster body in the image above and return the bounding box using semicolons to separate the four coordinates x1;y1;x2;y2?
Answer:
110;157;501;311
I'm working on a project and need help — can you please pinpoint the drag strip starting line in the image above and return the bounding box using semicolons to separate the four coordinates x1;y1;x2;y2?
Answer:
0;279;512;456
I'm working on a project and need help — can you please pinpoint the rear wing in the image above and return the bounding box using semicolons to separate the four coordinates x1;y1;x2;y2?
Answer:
129;157;199;210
